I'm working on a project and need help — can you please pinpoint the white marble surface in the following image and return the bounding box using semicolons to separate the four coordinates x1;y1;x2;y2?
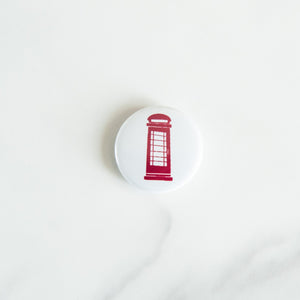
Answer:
1;0;300;299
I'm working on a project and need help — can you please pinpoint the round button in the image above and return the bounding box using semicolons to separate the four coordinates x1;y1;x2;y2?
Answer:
115;106;203;192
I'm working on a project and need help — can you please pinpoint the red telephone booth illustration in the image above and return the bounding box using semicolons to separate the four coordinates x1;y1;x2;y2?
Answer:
144;114;173;181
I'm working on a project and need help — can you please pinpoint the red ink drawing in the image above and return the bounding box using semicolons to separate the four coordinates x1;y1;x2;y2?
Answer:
144;114;173;181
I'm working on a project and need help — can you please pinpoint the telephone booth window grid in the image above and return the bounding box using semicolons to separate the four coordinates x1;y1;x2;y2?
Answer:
149;131;167;167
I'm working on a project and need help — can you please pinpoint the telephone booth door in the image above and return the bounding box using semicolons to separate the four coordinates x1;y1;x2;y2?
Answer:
144;114;173;181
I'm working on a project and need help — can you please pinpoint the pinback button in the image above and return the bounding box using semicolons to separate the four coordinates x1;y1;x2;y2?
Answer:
115;106;203;192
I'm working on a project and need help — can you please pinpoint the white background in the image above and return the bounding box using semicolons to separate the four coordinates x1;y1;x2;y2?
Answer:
1;0;300;299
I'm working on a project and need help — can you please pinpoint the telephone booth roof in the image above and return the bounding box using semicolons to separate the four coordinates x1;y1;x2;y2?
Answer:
147;113;171;128
147;113;171;123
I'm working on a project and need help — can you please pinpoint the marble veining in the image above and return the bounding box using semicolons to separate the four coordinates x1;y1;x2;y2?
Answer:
104;213;172;300
1;0;300;299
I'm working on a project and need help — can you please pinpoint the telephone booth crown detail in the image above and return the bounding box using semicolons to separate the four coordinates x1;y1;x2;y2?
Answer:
144;114;173;181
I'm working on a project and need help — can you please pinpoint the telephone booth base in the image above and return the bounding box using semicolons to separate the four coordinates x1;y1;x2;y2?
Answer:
144;174;173;181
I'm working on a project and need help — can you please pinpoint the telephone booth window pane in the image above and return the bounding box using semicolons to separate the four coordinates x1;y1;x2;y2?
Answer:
149;130;168;167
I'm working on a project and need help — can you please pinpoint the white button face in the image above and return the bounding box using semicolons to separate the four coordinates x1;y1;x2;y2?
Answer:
115;106;203;192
